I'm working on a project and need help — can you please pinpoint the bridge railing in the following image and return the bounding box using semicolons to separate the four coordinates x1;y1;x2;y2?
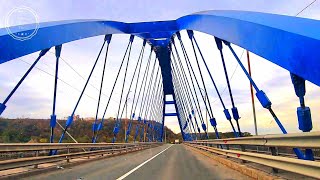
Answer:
0;142;162;171
184;132;320;179
189;131;320;148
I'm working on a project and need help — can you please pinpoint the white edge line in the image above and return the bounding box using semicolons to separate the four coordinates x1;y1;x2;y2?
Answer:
116;144;173;180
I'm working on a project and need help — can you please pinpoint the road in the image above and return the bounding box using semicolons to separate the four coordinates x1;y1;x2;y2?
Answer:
26;144;251;180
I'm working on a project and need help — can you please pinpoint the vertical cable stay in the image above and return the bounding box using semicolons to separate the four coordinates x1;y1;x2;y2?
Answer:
112;35;135;143
136;55;157;142
172;64;192;135
171;91;186;140
155;77;164;141
149;70;162;140
177;76;198;139
124;40;147;142
186;31;217;138
172;63;190;134
172;73;192;137
175;32;219;139
133;50;153;116
93;36;133;143
171;59;198;139
143;67;160;120
170;46;203;138
225;40;305;159
144;67;160;141
91;35;112;143
137;56;157;121
131;49;153;142
138;57;158;141
169;43;189;140
213;37;240;137
56;37;108;147
173;81;191;139
48;45;62;155
113;40;146;142
146;66;161;141
141;60;158;119
171;39;207;139
160;83;166;142
146;82;157;141
190;34;225;108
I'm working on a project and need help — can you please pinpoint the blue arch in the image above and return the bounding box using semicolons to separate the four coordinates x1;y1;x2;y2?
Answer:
1;10;320;87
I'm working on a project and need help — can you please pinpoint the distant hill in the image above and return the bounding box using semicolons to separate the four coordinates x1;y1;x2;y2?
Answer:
0;118;180;143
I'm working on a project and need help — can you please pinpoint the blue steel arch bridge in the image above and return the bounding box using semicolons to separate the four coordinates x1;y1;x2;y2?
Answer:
0;10;320;179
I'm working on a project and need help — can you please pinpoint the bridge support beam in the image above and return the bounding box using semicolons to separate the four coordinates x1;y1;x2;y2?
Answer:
154;41;185;140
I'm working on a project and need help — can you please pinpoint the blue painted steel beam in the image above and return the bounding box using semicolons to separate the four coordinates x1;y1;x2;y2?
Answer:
165;101;175;105
154;43;174;95
165;113;178;117
1;10;320;88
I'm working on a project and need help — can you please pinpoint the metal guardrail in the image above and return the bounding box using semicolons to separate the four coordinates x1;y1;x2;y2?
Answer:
184;132;320;179
0;142;158;152
0;142;162;171
190;131;320;148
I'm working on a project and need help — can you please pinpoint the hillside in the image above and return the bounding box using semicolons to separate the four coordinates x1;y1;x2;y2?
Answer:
0;118;180;143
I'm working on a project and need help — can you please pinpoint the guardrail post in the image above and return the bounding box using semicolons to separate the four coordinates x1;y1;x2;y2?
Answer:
34;151;39;168
240;145;247;163
111;144;114;154
225;145;230;158
67;148;70;162
269;147;279;173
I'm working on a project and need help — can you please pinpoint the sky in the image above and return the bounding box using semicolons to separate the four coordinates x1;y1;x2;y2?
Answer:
0;0;319;135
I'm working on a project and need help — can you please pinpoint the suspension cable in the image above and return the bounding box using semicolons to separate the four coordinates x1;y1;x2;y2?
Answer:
171;39;209;138
138;57;157;141
124;40;147;142
48;45;62;155
114;40;146;142
189;32;239;138
172;70;194;137
172;64;197;139
214;37;240;137
170;46;203;137
225;40;305;159
147;70;161;133
171;61;198;139
143;67;160;141
130;49;153;142
91;35;112;142
57;37;107;146
93;35;133;143
175;32;219;139
112;35;135;143
139;57;157;120
171;40;204;122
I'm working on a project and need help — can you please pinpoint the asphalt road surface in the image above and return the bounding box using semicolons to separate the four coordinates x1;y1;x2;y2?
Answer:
26;144;251;180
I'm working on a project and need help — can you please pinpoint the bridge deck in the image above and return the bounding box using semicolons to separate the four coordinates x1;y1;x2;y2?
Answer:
25;144;249;180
